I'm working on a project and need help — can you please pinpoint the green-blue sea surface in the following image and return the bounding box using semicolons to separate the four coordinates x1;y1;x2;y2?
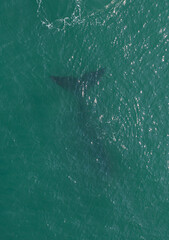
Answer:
0;0;169;239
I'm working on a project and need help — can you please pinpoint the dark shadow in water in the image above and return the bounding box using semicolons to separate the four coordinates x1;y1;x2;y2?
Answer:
50;68;121;176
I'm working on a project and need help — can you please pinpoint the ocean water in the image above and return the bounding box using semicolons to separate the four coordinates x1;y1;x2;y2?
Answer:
0;0;169;239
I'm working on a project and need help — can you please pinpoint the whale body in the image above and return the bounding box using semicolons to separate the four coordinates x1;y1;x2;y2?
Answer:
51;68;114;174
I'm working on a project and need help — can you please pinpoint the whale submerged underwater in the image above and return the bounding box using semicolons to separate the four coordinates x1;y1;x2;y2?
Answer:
50;68;106;96
51;68;118;175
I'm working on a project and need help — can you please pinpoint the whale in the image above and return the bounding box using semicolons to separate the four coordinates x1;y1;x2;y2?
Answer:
50;68;106;96
51;68;113;174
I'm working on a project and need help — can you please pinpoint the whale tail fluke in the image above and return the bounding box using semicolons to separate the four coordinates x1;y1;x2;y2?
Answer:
50;67;106;95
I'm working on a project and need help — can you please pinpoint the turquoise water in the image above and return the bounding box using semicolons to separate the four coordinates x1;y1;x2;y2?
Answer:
1;0;169;239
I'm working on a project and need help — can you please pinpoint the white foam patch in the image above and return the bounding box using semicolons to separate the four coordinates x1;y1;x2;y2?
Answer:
35;0;123;31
